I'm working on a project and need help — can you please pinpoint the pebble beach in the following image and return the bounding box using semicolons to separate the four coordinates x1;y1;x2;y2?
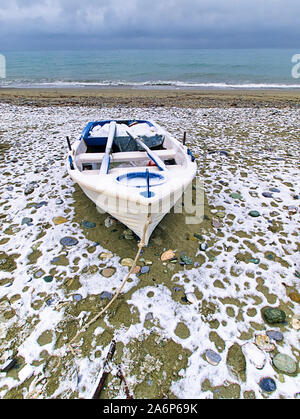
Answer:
0;89;299;399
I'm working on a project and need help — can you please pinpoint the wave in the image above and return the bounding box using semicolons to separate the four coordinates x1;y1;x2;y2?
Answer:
1;79;300;89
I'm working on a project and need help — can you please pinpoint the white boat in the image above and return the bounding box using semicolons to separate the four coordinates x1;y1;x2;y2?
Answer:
67;119;197;244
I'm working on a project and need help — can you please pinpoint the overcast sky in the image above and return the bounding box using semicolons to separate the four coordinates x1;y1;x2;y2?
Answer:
1;0;300;50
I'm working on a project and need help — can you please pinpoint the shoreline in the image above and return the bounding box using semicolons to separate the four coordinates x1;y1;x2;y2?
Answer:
0;87;300;108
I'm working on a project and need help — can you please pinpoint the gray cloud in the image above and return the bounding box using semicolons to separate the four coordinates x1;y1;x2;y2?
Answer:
1;0;300;49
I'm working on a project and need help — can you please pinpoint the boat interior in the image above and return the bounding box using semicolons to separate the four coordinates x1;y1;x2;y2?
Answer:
74;120;185;173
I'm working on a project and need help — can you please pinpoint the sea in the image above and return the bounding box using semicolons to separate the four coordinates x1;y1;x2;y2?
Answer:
1;48;300;89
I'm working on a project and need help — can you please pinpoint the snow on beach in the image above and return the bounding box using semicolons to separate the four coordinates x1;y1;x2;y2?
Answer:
0;103;299;399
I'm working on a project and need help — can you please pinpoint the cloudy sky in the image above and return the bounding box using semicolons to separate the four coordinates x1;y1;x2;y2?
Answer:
0;0;299;50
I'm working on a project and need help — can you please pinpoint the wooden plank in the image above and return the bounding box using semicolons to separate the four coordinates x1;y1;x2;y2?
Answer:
77;149;176;164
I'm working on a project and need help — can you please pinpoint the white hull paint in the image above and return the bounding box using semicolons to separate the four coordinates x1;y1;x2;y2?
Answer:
68;119;197;244
79;183;187;244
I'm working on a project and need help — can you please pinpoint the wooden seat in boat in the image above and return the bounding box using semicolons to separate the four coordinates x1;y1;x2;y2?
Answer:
76;149;177;164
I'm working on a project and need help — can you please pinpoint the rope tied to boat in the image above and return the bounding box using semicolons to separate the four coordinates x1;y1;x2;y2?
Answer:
68;214;152;354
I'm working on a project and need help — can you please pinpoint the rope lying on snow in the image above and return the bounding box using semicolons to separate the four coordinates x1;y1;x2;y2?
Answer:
68;214;152;354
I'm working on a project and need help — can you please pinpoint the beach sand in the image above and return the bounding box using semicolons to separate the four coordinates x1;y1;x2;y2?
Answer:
0;87;300;108
0;91;299;399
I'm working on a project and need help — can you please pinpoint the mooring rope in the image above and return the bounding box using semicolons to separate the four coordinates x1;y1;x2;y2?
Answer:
68;214;152;354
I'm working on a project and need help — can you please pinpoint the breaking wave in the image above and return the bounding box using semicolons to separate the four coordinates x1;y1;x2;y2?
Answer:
1;79;300;89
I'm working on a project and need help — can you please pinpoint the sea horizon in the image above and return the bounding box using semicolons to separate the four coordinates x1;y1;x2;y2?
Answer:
1;48;300;90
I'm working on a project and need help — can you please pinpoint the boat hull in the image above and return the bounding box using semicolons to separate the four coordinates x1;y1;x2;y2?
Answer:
79;183;187;244
68;118;197;245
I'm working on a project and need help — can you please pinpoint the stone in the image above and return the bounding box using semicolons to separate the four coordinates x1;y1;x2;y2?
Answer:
242;342;266;369
259;378;276;393
34;269;44;278
205;349;221;366
180;255;193;265
212;219;222;228
145;312;153;321
181;296;188;303
53;216;68;225
249;210;260;217
193;233;204;240
185;292;198;304
160;249;175;261
60;237;78;246
255;334;275;352
35;201;48;209
82;220;96;229
199;243;208;251
121;258;134;267
231;193;243;200
262;307;286;324
101;268;116;278
21;217;33;226
100;291;113;300
266;330;283;342
132;265;141;274
207;253;216;262
104;216;115;228
24;186;34;195
140;266;150;274
43;275;53;283
123;229;134;240
99;252;113;260
288;206;298;214
249;258;260;264
292;316;300;331
272;353;297;375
